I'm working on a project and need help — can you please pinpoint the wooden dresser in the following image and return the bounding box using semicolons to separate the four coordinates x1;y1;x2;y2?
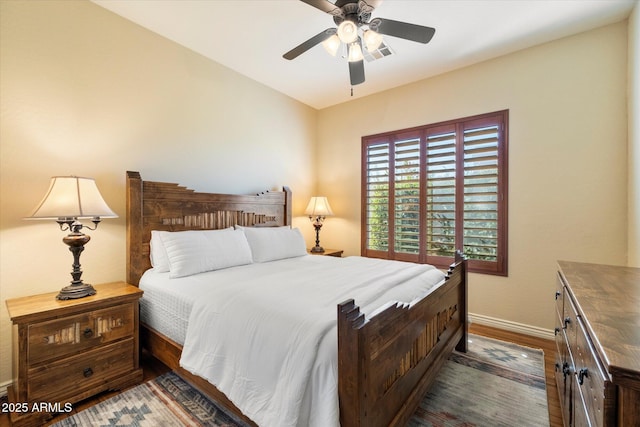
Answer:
5;282;143;427
555;261;640;427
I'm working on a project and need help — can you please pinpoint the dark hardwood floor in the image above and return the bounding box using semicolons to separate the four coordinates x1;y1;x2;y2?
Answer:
0;324;562;427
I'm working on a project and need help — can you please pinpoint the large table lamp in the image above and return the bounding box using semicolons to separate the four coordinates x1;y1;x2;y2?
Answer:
25;176;118;300
305;196;333;253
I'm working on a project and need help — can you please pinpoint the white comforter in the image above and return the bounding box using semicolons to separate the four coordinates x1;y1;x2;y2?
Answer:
179;255;444;427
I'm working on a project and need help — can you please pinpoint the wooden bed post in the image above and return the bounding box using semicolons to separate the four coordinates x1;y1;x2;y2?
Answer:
452;250;468;353
283;186;292;226
126;171;143;286
337;299;366;427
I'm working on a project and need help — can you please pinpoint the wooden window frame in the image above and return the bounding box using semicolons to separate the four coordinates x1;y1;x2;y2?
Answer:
361;110;508;276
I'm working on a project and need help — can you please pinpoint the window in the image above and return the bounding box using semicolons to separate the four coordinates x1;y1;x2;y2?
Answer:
361;110;508;275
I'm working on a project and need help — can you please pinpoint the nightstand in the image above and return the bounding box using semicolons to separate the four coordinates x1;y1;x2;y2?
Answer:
308;248;343;257
5;282;143;427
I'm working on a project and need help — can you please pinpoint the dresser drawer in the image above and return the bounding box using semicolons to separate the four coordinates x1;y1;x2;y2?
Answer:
574;318;615;427
28;303;135;365
27;338;135;402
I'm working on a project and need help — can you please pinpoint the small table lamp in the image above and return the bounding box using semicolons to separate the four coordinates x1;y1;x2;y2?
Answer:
305;196;333;253
25;176;118;300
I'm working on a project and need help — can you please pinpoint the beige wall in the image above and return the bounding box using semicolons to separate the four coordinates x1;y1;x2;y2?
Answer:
0;1;316;389
316;22;629;331
629;2;640;267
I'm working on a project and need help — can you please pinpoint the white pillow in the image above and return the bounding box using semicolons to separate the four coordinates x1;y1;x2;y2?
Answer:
150;230;171;272
159;228;253;278
241;226;307;263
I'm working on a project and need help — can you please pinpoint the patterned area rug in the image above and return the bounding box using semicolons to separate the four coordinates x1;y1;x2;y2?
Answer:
51;334;548;427
409;334;549;427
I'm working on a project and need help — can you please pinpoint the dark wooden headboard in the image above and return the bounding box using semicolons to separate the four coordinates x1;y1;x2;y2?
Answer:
125;171;292;286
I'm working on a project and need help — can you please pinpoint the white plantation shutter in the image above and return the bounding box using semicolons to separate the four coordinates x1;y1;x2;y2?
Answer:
362;110;508;276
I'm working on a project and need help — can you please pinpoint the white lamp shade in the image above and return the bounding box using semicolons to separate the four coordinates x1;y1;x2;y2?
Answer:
305;196;334;217
337;20;358;44
322;34;341;57
26;176;118;219
347;41;364;62
363;29;383;52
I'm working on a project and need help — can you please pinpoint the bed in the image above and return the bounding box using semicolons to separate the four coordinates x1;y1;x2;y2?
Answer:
125;171;468;427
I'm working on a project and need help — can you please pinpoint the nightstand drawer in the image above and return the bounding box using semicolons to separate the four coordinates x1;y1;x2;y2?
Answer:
27;338;135;402
28;303;135;365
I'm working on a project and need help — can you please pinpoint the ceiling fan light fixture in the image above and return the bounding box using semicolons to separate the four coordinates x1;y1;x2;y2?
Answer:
322;34;341;56
337;20;358;44
363;29;383;52
347;41;363;62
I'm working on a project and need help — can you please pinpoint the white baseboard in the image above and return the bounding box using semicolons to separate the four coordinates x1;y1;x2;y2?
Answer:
469;312;555;340
0;379;11;398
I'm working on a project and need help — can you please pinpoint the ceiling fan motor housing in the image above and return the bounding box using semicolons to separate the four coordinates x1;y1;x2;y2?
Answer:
333;1;372;27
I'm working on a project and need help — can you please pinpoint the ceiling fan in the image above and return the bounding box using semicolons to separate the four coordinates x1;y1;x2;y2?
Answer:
283;0;436;86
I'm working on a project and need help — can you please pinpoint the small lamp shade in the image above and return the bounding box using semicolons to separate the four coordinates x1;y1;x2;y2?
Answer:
305;197;334;217
26;176;118;220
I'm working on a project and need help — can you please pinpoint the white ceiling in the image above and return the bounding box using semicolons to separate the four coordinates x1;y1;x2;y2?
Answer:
92;0;636;110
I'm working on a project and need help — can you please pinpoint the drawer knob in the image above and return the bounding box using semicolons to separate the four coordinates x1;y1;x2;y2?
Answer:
563;317;571;328
578;368;589;385
83;367;93;378
83;328;93;338
562;362;571;378
554;327;561;336
555;291;561;300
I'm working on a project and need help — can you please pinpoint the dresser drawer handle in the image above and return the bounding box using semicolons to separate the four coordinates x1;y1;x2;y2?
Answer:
83;367;93;378
555;291;561;300
577;368;589;385
563;317;571;329
83;328;93;338
562;362;571;378
554;327;561;336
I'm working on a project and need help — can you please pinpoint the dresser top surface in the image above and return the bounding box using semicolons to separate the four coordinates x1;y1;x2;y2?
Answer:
558;260;640;381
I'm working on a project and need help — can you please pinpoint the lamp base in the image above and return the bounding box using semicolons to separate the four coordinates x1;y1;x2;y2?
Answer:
56;283;97;300
310;246;325;253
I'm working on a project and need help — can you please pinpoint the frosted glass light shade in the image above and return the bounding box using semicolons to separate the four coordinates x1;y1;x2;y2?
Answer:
337;20;358;44
305;197;334;217
322;34;341;56
363;29;383;52
26;176;117;220
348;42;364;62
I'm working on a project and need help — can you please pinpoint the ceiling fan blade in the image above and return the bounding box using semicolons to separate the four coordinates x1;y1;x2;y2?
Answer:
372;18;435;44
283;29;336;60
349;60;365;86
299;0;344;17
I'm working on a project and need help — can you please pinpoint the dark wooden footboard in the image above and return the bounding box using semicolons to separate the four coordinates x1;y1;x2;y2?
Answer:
338;252;468;427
